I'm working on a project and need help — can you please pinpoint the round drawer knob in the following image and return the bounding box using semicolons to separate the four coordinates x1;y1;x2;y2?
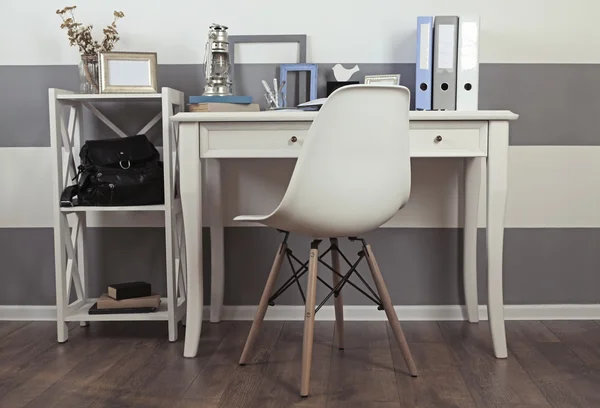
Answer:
435;135;443;142
291;136;298;143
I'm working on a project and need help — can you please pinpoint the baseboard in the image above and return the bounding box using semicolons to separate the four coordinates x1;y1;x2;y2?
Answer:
0;305;57;321
216;304;600;321
2;304;600;321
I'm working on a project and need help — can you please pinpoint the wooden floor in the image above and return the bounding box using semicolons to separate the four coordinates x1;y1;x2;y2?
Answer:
1;320;600;407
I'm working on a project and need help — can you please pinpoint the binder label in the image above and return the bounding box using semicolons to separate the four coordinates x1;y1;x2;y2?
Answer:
419;23;431;70
460;22;479;70
437;24;456;69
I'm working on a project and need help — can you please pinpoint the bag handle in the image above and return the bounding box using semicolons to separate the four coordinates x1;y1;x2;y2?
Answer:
60;185;79;207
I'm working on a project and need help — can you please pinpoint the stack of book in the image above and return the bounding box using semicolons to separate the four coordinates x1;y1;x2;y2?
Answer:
187;95;259;112
88;281;160;314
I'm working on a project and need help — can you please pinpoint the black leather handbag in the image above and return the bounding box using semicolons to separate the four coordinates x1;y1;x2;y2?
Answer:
61;134;165;207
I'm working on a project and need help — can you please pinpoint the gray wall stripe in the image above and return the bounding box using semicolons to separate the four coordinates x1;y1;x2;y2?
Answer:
1;64;599;147
1;227;598;306
479;64;600;146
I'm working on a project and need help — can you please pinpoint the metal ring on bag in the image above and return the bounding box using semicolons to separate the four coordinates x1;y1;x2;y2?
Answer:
119;160;131;169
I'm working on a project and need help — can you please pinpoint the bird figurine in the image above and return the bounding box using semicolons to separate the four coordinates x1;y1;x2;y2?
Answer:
332;64;360;82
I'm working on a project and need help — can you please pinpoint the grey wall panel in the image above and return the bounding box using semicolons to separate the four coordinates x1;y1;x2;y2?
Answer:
0;228;57;305
479;64;600;146
0;227;213;307
500;228;600;304
225;227;464;306
3;63;600;147
2;227;600;306
0;66;77;148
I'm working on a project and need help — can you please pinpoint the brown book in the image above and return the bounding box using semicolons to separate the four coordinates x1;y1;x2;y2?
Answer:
97;293;161;309
187;103;260;112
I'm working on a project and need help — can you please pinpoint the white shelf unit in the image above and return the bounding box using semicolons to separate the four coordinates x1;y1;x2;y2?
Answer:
49;87;187;343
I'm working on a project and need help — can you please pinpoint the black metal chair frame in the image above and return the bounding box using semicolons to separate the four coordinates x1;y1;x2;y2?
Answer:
268;231;384;314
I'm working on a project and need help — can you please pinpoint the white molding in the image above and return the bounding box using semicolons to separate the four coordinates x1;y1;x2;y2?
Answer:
3;304;600;322
0;305;57;321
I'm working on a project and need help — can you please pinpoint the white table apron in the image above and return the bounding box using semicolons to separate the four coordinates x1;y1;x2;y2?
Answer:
172;110;519;359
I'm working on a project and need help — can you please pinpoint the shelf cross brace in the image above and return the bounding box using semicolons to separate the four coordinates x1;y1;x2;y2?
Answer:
61;215;85;304
82;102;164;139
175;212;187;301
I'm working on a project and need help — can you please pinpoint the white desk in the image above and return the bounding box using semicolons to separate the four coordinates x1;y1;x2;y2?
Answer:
171;110;519;359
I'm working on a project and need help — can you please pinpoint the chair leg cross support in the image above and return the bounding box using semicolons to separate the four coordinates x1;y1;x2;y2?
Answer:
268;242;383;312
239;235;418;398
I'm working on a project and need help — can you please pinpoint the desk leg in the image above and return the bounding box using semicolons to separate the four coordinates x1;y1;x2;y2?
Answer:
486;121;509;359
207;159;225;323
463;157;483;323
180;122;203;358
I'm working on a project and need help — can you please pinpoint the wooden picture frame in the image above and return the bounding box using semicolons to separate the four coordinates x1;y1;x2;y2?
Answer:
279;63;318;107
99;51;158;93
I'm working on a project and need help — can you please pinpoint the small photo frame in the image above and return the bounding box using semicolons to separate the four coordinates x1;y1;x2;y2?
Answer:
364;74;401;86
279;63;318;107
99;51;158;93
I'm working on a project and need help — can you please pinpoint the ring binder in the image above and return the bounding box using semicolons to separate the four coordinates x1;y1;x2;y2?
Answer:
456;15;480;110
433;16;459;111
416;16;434;110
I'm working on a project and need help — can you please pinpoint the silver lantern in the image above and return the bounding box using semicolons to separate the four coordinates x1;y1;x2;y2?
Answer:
202;23;233;96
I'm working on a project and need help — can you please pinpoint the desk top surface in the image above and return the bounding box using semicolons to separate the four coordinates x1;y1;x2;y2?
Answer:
171;110;518;123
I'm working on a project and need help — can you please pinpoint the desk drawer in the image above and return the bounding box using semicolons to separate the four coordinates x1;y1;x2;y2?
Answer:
409;122;488;156
200;121;488;158
201;123;309;157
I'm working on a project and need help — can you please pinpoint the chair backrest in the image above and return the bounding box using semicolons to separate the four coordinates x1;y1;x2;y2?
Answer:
272;84;412;237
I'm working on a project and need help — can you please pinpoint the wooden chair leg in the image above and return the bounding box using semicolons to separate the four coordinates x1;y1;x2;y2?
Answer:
301;241;320;397
364;244;418;377
330;238;344;350
239;242;287;365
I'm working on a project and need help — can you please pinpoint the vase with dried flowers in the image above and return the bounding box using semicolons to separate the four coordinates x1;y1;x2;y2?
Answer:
56;6;125;93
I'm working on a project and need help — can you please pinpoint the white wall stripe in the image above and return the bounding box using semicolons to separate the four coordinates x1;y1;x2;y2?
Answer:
501;146;600;228
1;1;598;65
2;146;599;229
0;148;55;229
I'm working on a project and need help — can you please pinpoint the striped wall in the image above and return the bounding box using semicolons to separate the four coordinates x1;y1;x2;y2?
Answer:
1;0;599;308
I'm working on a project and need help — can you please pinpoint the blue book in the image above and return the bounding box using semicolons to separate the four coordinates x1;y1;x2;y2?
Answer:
415;16;434;110
189;95;253;104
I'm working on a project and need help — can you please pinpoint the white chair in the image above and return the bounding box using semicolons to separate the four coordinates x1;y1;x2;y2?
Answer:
236;84;418;397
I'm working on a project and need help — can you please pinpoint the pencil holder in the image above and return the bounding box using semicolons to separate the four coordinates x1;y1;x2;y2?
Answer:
265;92;285;109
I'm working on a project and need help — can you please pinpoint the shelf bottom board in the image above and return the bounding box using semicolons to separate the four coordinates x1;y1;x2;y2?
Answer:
60;204;166;213
65;298;185;322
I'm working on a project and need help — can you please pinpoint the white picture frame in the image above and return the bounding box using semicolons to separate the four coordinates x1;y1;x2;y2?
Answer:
364;74;401;86
99;52;158;93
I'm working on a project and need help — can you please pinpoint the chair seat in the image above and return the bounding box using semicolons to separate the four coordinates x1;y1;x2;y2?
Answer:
234;212;382;238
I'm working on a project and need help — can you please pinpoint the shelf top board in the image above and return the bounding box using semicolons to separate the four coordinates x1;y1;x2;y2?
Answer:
56;93;162;102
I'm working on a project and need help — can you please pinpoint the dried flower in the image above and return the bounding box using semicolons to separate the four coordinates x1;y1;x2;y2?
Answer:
56;5;125;56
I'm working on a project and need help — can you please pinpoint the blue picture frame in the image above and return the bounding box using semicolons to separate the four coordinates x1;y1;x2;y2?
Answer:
279;63;318;107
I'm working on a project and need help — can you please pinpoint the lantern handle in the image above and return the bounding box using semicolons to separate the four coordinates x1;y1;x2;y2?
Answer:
203;27;214;81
